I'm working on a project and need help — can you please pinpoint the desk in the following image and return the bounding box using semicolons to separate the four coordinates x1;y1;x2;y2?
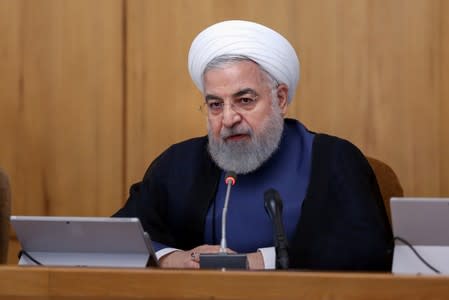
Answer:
0;266;448;299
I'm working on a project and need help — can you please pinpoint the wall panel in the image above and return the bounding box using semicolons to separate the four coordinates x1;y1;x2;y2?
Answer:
125;0;447;197
125;0;211;189
1;0;448;226
0;0;124;217
441;0;449;196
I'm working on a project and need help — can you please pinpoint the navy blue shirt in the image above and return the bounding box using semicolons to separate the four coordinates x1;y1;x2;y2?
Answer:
204;121;314;252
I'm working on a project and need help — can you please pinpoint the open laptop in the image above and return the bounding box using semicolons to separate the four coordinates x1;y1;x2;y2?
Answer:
10;216;158;268
390;197;449;274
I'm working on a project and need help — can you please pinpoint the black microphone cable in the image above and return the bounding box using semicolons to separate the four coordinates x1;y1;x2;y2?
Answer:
18;250;42;265
394;236;440;274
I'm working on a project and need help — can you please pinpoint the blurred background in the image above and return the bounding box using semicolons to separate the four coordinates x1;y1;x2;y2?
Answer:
1;0;448;262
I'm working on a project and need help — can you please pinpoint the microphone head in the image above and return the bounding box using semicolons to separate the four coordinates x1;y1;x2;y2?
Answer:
264;188;283;218
224;171;237;185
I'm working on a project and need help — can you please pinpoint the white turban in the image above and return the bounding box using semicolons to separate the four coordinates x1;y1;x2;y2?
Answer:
188;20;300;103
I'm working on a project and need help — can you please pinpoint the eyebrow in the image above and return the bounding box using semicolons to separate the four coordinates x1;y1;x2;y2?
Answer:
205;88;259;102
234;88;258;98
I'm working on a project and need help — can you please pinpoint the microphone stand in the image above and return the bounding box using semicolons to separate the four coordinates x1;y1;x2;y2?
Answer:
200;172;248;269
264;188;289;270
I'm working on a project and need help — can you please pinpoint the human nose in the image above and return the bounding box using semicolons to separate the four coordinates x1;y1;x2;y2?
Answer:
221;103;242;128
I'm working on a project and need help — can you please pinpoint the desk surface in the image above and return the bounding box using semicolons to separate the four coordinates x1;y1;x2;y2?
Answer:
1;265;449;300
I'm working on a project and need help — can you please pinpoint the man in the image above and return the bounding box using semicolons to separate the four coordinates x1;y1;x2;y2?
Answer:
114;20;393;270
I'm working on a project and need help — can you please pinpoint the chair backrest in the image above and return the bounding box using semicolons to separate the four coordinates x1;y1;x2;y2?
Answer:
366;157;404;224
0;168;11;264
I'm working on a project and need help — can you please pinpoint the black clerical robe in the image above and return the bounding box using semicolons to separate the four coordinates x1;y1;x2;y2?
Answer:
114;119;393;271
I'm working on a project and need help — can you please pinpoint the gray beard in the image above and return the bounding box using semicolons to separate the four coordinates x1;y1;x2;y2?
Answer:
207;105;284;174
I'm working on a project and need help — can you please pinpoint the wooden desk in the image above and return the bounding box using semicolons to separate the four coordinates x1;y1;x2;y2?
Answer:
0;265;448;300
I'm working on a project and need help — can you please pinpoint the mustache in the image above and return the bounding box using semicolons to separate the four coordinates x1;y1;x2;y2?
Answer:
220;125;253;139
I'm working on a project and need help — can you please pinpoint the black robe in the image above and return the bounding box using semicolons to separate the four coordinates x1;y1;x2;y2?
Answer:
114;119;393;271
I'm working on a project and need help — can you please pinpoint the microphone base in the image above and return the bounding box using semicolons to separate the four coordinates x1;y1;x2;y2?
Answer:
199;253;248;270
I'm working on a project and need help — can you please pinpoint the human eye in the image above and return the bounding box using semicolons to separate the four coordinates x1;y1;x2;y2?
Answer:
236;97;257;109
207;100;224;112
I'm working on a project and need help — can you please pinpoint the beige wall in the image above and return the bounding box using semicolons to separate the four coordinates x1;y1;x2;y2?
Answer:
0;0;448;233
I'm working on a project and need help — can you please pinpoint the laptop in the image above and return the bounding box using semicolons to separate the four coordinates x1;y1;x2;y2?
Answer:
390;197;449;274
10;216;159;268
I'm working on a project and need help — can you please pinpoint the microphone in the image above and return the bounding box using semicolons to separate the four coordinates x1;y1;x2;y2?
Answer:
219;171;237;253
264;188;289;269
200;171;248;269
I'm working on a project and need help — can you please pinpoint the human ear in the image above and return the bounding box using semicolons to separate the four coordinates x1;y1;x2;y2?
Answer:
276;84;289;115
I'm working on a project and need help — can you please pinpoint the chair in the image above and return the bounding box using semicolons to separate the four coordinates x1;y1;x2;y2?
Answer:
366;157;404;224
0;168;11;264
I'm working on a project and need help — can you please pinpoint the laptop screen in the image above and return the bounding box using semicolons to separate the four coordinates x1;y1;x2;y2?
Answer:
390;197;449;246
10;216;158;268
390;197;449;274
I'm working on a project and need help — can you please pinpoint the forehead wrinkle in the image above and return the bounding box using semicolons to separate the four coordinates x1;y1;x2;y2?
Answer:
203;61;269;102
